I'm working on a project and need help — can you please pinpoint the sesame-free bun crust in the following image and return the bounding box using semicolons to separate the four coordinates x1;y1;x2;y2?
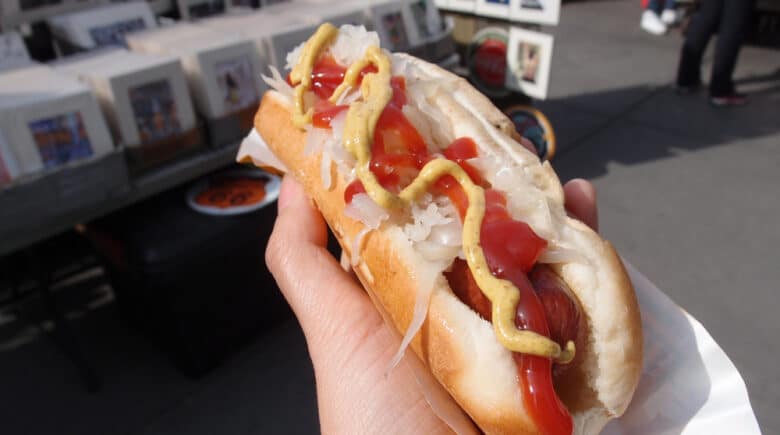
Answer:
251;56;642;434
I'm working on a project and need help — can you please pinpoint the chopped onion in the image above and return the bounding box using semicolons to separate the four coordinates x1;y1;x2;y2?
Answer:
344;193;388;230
351;227;371;266
415;240;461;262
236;129;289;173
285;42;304;71
330;25;380;67
261;65;293;100
304;126;329;156
320;150;332;190
387;259;447;371
538;245;588;264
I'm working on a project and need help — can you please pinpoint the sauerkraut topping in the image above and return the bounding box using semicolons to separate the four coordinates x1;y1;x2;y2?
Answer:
289;24;574;362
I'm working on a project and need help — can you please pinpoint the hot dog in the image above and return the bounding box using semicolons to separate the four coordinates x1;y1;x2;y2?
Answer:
239;24;643;434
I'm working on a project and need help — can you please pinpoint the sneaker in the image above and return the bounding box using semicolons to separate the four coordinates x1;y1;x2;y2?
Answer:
641;10;668;35
661;9;681;26
709;93;748;107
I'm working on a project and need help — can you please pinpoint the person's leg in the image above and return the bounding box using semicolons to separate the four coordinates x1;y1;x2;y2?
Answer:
676;0;724;88
709;0;755;97
647;0;663;14
664;0;677;10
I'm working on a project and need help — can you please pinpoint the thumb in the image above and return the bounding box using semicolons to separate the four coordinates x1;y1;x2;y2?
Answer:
266;176;379;352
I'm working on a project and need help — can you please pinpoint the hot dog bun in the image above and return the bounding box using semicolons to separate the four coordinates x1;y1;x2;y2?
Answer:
244;51;642;434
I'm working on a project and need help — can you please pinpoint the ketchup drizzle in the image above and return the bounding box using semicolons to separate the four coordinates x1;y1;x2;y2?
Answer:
309;56;573;435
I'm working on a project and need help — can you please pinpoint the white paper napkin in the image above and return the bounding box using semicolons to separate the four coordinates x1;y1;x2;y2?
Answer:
604;260;761;435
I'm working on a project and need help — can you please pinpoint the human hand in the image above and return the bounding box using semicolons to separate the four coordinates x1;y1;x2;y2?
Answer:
265;173;598;434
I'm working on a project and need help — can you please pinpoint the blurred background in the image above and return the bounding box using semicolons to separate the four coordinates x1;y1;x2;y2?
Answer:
0;0;778;433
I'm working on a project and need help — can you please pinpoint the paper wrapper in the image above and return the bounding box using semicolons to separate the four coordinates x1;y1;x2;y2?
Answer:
237;130;761;434
605;260;761;435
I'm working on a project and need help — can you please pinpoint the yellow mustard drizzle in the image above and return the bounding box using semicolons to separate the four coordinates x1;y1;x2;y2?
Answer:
291;24;575;363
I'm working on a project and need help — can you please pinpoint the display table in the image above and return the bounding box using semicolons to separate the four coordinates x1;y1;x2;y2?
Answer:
0;142;239;257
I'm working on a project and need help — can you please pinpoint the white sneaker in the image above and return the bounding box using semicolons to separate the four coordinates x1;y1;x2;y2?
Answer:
661;9;680;25
641;10;667;35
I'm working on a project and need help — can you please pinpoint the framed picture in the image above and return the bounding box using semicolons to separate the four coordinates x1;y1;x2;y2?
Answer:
214;55;258;113
28;112;94;169
505;26;553;99
89;17;148;48
128;79;183;144
371;2;416;52
510;0;560;26
476;0;515;20
445;0;475;14
0;130;19;185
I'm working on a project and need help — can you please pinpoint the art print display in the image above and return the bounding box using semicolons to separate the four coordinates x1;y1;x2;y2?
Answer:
129;80;183;143
28;112;93;169
214;55;258;113
89;18;147;48
505;26;553;99
476;0;512;19
511;0;560;25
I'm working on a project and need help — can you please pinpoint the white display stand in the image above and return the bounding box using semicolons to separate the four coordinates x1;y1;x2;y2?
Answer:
0;31;32;71
260;0;368;28
127;23;265;119
0;64;114;176
55;49;197;149
369;0;419;52
197;12;317;69
0;0;105;30
176;0;226;20
47;1;157;50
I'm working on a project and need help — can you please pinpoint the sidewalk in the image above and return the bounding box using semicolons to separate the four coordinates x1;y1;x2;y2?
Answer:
0;1;777;433
542;1;780;433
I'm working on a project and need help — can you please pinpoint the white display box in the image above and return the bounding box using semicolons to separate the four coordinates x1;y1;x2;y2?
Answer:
403;0;444;46
475;0;514;20
197;12;317;70
0;0;105;30
176;0;226;20
0;31;32;72
260;0;368;28
55;49;196;149
369;0;418;52
47;1;157;50
0;64;114;176
127;23;265;119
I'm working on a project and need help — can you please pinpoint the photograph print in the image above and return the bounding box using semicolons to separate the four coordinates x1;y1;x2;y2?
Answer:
476;0;513;20
89;17;147;48
505;26;553;99
215;55;258;114
28;112;94;169
510;0;560;25
128;79;182;144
